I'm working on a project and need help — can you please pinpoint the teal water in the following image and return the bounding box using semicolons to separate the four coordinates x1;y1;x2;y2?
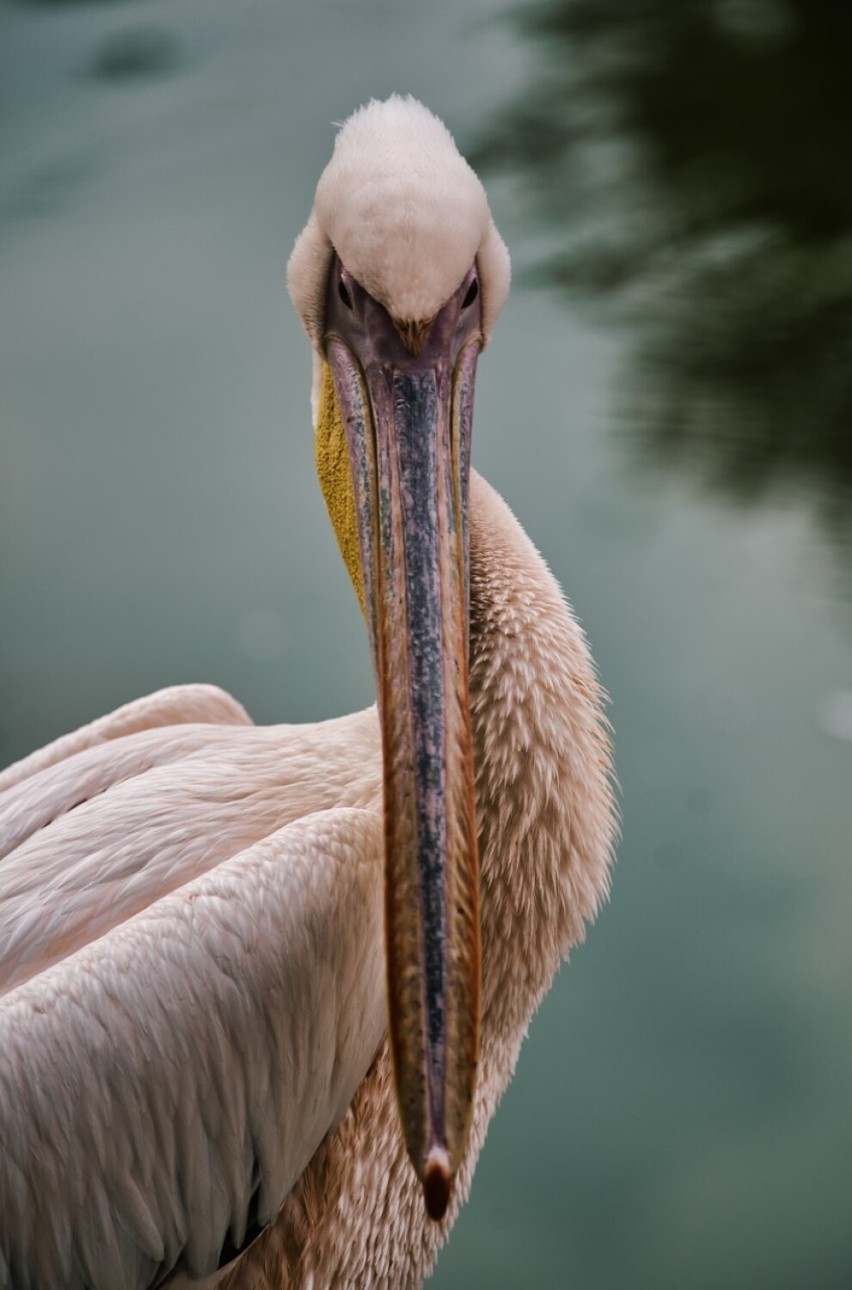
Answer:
1;2;851;1286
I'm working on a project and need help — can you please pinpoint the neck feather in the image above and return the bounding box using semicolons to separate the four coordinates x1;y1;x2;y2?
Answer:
467;472;616;1039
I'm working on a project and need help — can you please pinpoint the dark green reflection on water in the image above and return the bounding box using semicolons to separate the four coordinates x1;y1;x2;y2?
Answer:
477;0;852;555
87;28;184;83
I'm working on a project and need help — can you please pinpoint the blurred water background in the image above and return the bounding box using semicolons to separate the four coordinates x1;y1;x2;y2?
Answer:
1;1;850;1285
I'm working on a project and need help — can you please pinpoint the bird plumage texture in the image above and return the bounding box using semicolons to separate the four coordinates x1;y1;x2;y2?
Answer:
0;94;616;1288
216;473;616;1288
0;476;614;1288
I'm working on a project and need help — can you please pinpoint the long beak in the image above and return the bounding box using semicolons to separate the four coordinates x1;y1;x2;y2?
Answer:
324;259;482;1220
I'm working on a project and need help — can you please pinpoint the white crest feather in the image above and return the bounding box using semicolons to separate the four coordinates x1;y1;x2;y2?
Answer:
288;96;510;352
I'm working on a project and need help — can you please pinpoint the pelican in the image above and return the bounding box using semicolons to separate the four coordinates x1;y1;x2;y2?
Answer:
0;97;616;1288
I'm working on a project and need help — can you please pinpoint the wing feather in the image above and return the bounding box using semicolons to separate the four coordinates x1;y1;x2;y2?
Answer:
0;709;380;994
0;807;385;1290
0;686;252;796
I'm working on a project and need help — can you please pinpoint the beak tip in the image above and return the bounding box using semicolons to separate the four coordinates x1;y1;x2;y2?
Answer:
422;1145;453;1222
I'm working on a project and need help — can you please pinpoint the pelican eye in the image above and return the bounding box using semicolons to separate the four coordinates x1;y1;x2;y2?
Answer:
462;278;478;309
338;279;353;309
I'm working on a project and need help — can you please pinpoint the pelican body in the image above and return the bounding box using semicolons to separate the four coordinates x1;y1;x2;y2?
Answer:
0;97;616;1288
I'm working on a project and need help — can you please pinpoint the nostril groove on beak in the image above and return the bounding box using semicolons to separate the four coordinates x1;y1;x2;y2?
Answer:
395;316;435;356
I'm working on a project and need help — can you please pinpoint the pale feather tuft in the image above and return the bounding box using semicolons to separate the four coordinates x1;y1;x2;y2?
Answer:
288;96;510;354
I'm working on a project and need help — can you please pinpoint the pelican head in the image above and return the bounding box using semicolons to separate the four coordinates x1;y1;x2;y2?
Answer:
287;96;510;1221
